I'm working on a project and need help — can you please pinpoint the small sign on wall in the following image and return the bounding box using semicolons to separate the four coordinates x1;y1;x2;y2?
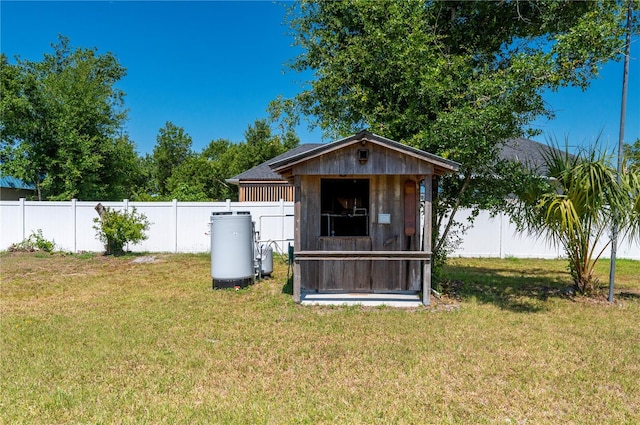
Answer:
378;213;391;224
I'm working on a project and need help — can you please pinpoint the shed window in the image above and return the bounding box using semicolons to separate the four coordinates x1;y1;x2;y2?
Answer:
321;179;369;236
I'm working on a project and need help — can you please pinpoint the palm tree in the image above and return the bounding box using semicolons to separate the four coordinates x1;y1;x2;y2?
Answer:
512;138;639;294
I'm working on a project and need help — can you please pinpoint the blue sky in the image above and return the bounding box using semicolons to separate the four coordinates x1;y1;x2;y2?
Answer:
2;1;638;156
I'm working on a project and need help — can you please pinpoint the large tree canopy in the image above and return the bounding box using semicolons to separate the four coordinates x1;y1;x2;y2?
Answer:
277;0;634;266
152;121;194;197
0;36;134;200
285;1;629;145
156;119;299;201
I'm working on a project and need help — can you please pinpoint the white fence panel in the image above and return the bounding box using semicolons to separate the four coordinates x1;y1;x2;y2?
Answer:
448;209;639;260
449;209;563;259
175;201;216;253
0;200;24;248
25;201;77;252
1;199;637;260
75;201;109;252
0;199;295;254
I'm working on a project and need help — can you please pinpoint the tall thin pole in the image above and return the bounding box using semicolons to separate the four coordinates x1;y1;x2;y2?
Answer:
609;0;633;303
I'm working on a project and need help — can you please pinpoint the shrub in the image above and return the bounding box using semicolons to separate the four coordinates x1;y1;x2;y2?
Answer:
93;207;151;255
9;229;56;253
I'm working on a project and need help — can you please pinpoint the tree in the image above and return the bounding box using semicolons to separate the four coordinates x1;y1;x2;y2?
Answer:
277;0;634;274
165;119;300;201
623;139;640;242
93;207;151;256
129;153;157;201
624;139;640;171
166;155;216;201
152;122;193;196
1;36;134;200
91;134;141;200
510;139;639;293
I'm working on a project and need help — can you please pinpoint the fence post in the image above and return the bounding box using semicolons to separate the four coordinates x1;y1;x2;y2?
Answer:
225;199;231;212
279;198;285;251
499;212;503;259
72;199;77;253
19;198;25;242
121;199;130;252
172;199;178;253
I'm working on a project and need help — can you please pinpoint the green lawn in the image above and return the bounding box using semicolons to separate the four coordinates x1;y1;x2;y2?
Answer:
1;252;639;424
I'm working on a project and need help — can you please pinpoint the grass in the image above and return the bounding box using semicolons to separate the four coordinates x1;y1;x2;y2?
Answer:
1;252;639;424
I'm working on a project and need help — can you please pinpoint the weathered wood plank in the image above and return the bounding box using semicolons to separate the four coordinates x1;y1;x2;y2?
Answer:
317;237;372;290
290;142;436;176
293;175;302;301
422;176;433;303
296;250;430;259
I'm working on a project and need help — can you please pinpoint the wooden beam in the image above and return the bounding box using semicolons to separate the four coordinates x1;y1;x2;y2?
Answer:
293;175;302;303
422;176;433;305
295;250;431;261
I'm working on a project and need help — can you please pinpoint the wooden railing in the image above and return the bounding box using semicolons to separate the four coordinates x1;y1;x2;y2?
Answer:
294;250;431;261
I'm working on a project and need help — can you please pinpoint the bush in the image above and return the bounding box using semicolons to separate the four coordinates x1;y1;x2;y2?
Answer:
9;229;56;253
93;207;151;255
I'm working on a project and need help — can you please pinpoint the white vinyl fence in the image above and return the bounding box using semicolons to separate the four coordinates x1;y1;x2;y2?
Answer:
448;209;639;260
1;199;638;260
0;199;294;255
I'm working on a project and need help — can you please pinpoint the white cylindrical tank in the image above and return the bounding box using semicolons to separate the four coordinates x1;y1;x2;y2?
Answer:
210;212;254;289
259;244;273;277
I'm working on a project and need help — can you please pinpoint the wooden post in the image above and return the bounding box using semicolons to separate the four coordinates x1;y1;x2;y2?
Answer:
422;176;433;306
293;176;302;303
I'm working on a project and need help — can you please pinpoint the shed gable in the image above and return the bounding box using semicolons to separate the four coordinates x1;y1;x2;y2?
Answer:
270;131;458;179
286;141;435;177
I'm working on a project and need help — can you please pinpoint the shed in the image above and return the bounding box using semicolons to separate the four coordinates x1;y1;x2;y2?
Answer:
269;131;460;305
228;137;549;202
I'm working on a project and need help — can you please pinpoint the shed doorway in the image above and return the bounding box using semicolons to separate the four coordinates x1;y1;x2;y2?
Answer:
319;178;371;291
320;179;369;237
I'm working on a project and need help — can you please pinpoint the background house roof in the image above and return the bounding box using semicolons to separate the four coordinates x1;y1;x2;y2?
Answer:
226;143;324;184
0;174;35;190
500;137;557;174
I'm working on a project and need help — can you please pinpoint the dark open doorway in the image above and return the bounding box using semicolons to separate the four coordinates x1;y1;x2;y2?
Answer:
320;179;369;237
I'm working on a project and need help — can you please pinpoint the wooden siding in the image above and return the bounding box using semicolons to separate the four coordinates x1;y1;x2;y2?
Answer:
299;176;320;292
298;175;423;292
289;142;434;177
318;237;372;291
239;183;293;202
369;175;421;291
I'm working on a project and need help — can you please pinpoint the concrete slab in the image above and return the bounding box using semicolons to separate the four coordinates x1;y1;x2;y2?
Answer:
300;292;423;308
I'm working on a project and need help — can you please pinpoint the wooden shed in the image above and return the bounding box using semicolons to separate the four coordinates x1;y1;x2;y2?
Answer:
269;131;459;305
